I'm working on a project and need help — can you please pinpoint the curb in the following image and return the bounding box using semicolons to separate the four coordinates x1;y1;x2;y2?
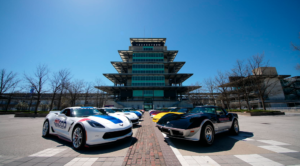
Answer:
14;113;47;117
230;112;285;116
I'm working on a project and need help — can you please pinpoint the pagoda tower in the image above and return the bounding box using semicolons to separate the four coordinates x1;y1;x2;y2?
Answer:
96;38;200;110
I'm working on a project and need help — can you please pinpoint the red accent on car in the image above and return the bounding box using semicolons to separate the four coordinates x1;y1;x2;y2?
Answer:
219;118;229;121
79;118;90;122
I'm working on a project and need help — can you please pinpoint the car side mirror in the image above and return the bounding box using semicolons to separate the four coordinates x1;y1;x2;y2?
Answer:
58;114;66;118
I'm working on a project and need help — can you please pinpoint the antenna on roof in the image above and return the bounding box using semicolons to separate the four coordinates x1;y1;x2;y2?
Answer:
144;26;145;38
151;28;152;38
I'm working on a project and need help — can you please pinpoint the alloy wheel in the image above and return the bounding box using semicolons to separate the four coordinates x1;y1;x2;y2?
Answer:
42;121;48;136
205;125;213;142
73;127;83;148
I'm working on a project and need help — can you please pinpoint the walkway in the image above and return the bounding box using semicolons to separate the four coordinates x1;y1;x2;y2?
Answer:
122;113;181;166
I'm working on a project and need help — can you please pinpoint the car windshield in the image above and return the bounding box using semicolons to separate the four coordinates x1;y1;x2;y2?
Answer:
160;109;170;112
73;108;107;117
104;109;115;113
189;107;216;114
113;109;123;112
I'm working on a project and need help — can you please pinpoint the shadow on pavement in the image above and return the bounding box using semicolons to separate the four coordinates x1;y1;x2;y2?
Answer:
43;135;138;155
133;124;142;129
165;131;254;154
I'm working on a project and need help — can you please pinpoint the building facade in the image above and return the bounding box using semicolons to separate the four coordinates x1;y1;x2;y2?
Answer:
218;67;300;109
96;38;200;109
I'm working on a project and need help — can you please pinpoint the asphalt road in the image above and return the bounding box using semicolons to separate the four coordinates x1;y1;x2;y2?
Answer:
0;115;138;157
1;113;300;165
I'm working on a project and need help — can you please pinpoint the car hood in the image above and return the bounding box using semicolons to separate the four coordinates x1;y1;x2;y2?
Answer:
87;115;127;125
157;113;208;129
154;112;183;118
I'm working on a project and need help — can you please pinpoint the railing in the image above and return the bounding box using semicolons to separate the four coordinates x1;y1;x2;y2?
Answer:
129;46;166;51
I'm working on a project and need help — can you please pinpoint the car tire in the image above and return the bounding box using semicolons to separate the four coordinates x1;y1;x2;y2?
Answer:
42;120;50;137
72;125;86;150
200;123;214;146
230;119;239;135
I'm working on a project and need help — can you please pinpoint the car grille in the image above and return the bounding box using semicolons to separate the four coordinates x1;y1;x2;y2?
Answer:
102;128;132;139
172;130;183;136
131;119;139;123
159;127;184;137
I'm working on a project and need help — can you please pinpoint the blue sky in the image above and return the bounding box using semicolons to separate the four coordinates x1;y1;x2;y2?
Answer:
0;0;299;89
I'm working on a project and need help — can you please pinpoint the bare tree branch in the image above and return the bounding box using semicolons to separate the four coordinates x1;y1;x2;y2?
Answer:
291;32;300;70
24;64;49;114
67;79;85;106
0;69;20;96
49;71;62;110
57;69;72;109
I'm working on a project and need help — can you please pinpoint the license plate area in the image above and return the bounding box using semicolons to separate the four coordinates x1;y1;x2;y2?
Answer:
161;128;170;135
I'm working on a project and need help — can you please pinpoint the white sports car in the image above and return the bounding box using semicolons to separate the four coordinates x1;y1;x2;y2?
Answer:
98;108;140;125
42;107;133;149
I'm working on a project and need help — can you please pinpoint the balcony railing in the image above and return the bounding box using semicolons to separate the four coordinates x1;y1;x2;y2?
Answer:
129;46;167;51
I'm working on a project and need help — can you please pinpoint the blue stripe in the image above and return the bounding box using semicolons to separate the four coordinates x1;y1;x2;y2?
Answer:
92;115;123;124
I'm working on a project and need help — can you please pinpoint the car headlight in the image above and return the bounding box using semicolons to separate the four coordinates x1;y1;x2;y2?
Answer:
125;117;132;124
87;120;105;128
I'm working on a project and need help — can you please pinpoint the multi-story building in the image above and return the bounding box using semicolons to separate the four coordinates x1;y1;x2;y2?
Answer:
96;38;200;110
218;67;300;109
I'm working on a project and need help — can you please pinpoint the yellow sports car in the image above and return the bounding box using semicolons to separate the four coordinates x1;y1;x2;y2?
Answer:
152;108;190;123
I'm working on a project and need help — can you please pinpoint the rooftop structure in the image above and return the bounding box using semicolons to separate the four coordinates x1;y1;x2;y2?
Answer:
96;38;200;109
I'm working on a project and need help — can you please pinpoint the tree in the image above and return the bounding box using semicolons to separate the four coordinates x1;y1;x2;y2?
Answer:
4;82;20;111
24;64;49;114
248;53;277;110
203;77;217;105
83;82;94;106
0;69;20;96
230;60;252;110
215;71;232;110
57;69;71;109
291;32;300;70
49;71;61;110
67;79;84;106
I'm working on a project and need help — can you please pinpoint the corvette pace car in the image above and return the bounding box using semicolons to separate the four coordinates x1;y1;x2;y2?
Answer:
98;108;140;125
42;107;133;149
156;106;239;146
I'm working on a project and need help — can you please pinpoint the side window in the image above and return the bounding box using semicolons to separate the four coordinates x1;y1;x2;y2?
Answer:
99;109;106;114
62;109;71;117
206;107;216;114
216;107;225;116
60;109;65;114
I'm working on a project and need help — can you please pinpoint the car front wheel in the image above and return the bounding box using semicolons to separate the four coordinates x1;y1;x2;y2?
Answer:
42;120;49;137
200;123;215;146
72;125;86;149
230;119;239;135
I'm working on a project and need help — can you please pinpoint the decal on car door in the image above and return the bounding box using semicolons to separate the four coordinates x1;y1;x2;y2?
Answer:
54;118;66;129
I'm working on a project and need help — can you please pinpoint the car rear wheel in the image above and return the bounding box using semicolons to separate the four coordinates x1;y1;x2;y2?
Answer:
230;119;239;135
42;120;49;137
72;125;86;150
200;123;214;146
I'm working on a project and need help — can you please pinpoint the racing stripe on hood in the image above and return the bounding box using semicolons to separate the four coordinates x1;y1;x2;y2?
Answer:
92;115;123;124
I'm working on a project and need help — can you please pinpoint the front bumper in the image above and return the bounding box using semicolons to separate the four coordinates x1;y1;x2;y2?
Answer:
131;119;139;125
156;124;201;141
86;126;133;146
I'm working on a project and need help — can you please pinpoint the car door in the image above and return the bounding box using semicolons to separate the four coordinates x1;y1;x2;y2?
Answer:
57;109;75;139
215;107;231;131
52;109;66;135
